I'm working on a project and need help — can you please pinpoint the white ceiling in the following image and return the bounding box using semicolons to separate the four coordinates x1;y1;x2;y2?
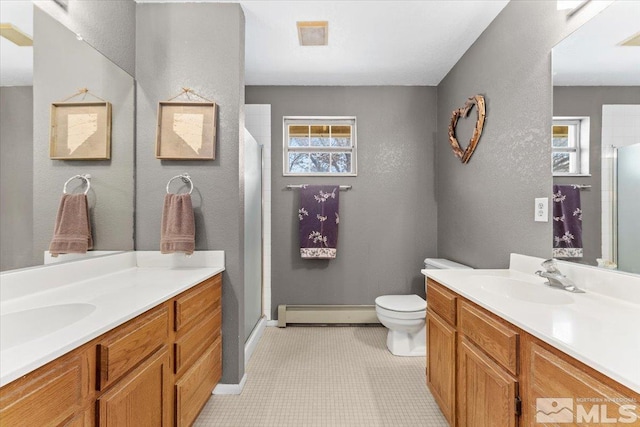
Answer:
553;0;640;86
238;0;510;85
0;1;34;86
6;1;638;87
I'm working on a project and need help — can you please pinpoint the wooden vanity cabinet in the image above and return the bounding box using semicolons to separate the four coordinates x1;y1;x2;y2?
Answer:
0;273;223;427
173;274;223;427
426;279;458;426
426;278;640;427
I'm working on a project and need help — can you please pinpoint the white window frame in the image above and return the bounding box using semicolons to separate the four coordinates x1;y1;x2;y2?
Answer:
283;116;357;176
552;117;590;176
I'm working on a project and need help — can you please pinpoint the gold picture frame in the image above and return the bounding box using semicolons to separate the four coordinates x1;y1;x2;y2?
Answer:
156;101;217;160
50;102;112;160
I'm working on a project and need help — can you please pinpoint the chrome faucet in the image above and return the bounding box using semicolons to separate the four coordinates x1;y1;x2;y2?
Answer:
535;259;585;293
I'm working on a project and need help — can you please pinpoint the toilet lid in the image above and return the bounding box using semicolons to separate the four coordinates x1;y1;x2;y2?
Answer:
375;295;426;312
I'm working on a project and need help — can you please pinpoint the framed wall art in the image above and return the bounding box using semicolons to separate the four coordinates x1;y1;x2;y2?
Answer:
50;102;112;160
156;101;217;160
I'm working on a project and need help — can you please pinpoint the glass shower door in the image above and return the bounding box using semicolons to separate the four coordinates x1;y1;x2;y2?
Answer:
617;143;640;274
244;129;263;342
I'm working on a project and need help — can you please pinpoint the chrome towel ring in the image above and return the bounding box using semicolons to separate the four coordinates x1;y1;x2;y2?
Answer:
63;174;91;195
166;173;194;195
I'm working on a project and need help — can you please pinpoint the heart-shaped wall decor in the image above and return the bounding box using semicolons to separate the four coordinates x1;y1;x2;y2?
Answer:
448;95;486;164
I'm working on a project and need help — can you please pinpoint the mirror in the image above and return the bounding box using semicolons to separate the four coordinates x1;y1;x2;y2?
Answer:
552;1;640;274
0;3;135;272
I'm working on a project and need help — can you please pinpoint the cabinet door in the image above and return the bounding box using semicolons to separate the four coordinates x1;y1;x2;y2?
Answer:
97;348;171;427
426;311;456;426
458;337;518;427
0;352;86;427
525;341;639;426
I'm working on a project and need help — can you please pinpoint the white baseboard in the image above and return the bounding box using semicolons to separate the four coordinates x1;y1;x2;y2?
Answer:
213;373;247;395
245;317;267;368
266;320;278;327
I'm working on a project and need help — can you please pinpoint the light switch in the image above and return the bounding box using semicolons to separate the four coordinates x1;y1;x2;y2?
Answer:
535;197;548;222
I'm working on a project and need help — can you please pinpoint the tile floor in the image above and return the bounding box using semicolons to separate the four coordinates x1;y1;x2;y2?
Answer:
194;326;448;426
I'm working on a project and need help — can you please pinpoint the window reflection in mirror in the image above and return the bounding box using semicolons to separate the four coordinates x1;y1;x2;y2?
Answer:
552;0;640;274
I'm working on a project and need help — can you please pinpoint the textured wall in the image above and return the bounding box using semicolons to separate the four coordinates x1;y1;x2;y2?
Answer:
32;7;135;266
136;3;246;384
35;0;135;76
0;86;34;271
435;1;601;269
246;86;438;318
553;86;640;266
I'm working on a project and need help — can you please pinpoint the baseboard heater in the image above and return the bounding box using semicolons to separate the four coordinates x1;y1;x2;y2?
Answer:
277;304;380;327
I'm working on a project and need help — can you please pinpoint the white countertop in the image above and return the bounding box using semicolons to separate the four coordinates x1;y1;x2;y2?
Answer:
0;251;225;387
422;254;640;393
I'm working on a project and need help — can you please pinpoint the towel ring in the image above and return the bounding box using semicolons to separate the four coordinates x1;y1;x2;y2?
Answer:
166;173;194;195
63;174;91;195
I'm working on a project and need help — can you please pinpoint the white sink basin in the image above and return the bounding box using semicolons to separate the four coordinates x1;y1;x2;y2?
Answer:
1;303;96;350
471;276;575;305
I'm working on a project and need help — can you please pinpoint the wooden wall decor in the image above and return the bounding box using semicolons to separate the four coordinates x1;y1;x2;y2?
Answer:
448;95;486;164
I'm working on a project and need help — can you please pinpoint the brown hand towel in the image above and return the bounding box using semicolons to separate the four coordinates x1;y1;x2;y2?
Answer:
49;194;93;257
161;193;195;255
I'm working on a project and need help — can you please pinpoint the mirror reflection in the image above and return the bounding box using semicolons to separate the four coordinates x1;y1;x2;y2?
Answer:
0;2;134;272
552;1;640;274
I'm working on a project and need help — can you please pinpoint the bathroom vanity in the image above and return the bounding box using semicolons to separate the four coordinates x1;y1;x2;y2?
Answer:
0;252;224;426
423;254;640;426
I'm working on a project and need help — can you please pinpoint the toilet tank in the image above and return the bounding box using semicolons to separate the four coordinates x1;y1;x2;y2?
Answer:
424;258;472;270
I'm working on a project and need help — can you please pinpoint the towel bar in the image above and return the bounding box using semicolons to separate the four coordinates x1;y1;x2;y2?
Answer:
286;184;352;191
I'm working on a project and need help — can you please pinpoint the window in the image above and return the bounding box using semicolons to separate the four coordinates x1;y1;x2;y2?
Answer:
552;117;590;176
283;117;357;176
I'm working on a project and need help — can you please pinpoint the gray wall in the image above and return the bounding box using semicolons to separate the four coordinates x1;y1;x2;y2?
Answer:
553;86;640;266
246;86;438;318
0;86;34;271
35;0;135;76
435;1;597;269
136;3;246;384
32;7;135;265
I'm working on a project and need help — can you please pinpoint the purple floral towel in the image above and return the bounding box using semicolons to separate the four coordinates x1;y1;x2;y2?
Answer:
298;185;339;259
552;184;583;258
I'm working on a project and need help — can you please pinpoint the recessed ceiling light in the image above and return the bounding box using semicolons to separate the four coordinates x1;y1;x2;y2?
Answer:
297;21;328;46
0;23;33;47
619;31;640;47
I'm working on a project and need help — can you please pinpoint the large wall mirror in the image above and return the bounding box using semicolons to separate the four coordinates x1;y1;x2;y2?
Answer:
552;1;640;274
0;2;135;272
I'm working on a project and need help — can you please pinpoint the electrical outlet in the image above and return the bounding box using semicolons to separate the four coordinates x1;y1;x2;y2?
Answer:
535;198;548;222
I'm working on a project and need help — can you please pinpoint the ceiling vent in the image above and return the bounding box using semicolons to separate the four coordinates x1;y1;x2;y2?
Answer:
0;23;33;46
297;21;328;46
619;31;640;47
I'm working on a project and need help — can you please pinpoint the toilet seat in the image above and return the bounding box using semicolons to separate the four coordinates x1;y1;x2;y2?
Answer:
375;295;426;312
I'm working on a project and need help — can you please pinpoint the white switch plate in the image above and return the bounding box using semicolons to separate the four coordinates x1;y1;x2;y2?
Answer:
535;197;548;222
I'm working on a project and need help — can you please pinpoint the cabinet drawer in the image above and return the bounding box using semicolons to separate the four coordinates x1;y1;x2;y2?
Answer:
0;353;85;427
459;301;518;375
175;307;221;376
97;305;169;390
176;336;222;427
175;274;222;332
427;279;457;326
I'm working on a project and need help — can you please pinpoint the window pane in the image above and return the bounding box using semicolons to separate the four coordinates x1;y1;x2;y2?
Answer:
330;126;351;147
289;152;310;173
331;153;351;173
552;136;569;148
289;137;309;147
552;153;570;173
309;153;330;172
289;125;309;137
310;125;330;146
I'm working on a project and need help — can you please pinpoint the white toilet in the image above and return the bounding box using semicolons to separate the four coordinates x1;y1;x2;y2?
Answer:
376;258;472;356
375;294;427;356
